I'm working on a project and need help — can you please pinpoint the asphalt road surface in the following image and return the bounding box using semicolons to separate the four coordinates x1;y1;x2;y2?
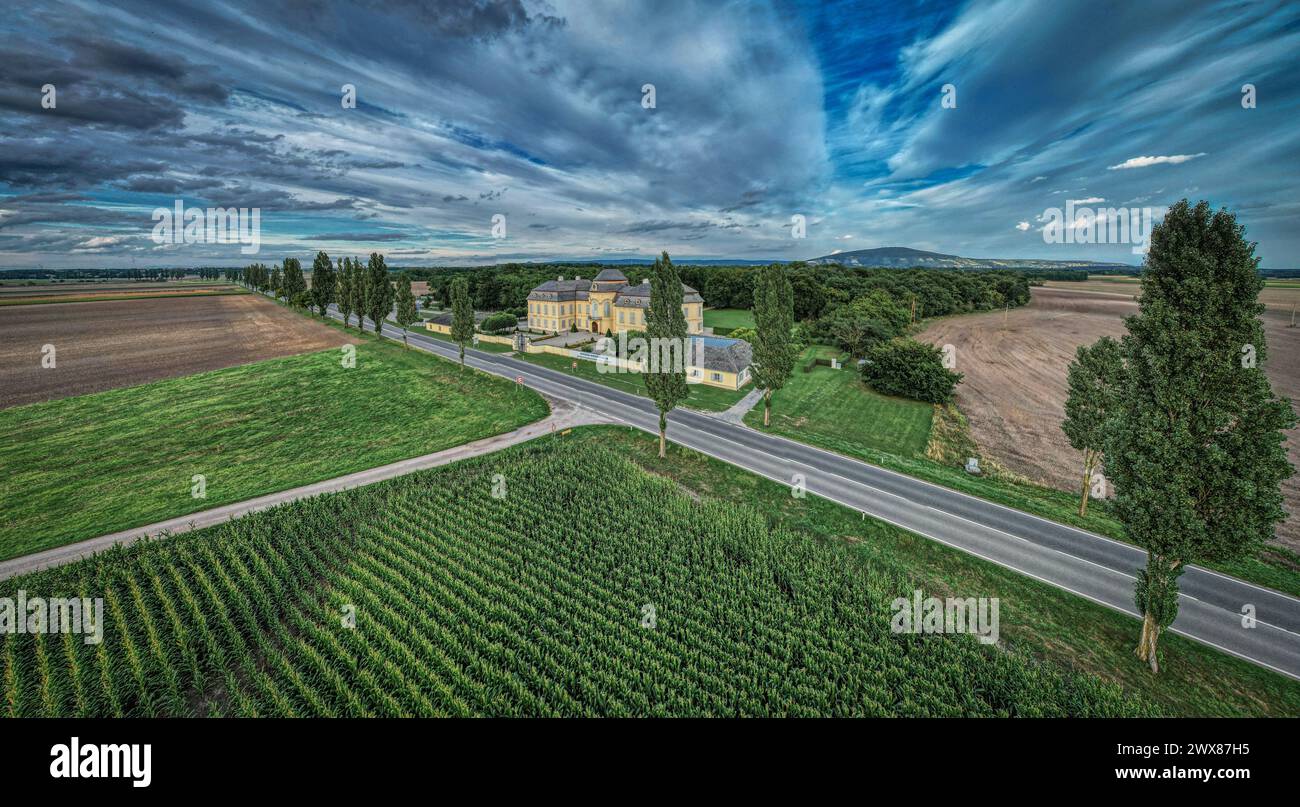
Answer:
337;305;1300;681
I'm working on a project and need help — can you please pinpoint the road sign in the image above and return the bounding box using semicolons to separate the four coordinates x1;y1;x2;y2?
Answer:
515;375;524;385
571;361;577;369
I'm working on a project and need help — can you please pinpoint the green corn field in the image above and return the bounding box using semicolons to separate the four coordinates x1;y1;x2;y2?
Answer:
0;439;1157;717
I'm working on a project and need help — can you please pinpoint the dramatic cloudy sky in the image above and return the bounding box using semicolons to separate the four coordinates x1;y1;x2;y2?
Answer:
2;0;1298;268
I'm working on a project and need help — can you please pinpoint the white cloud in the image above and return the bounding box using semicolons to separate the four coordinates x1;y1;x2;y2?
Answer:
1070;197;1106;204
79;236;124;248
1015;221;1030;231
1107;153;1206;170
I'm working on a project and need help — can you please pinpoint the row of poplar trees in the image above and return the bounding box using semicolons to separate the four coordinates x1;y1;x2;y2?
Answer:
1062;200;1294;673
240;252;419;345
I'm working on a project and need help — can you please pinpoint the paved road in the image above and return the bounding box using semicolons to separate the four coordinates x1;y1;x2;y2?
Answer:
334;305;1300;681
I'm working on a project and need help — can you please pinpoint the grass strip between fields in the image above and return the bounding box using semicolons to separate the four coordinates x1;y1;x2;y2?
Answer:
0;319;549;560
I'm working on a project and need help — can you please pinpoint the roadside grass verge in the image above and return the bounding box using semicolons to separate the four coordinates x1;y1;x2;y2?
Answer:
576;425;1300;716
517;350;749;412
745;346;1300;599
405;324;516;353
0;322;548;561
743;345;932;458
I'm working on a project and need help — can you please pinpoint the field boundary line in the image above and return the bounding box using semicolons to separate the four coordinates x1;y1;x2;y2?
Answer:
0;401;606;582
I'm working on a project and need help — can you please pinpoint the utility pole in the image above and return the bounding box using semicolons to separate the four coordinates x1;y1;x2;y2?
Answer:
910;296;916;326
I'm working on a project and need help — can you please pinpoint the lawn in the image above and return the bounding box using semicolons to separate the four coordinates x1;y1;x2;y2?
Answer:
580;426;1300;716
0;326;549;561
703;307;754;333
743;345;932;458
518;350;750;412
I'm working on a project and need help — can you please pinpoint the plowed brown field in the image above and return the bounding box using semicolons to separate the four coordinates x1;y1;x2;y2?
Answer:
917;285;1300;549
0;294;343;409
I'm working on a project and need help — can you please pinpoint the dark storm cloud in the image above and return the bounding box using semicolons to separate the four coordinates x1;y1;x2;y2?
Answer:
620;220;719;234
0;139;168;189
117;176;226;194
0;202;144;230
0;34;233;132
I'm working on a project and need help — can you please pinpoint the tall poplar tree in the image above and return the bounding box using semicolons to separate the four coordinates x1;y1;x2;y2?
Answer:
309;251;336;316
395;272;417;348
1106;200;1294;673
1062;336;1123;516
282;257;307;305
348;258;366;327
364;252;393;333
751;263;796;427
643;251;688;458
337;258;355;327
449;275;474;367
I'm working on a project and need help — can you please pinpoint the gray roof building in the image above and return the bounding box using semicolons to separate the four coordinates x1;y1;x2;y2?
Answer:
528;272;703;308
426;310;489;327
614;279;704;308
528;277;592;302
692;336;753;374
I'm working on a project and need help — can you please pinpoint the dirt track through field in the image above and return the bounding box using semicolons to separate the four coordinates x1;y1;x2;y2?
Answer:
917;285;1300;550
0;294;344;409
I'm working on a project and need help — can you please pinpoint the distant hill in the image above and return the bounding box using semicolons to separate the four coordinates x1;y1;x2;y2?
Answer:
804;247;1135;271
544;257;778;266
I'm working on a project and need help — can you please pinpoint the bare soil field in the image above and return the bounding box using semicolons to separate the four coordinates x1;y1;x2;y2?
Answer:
1045;278;1300;315
0;281;242;305
0;294;344;409
918;285;1300;549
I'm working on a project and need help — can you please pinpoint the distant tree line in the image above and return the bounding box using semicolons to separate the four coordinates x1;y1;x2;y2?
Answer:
1;267;226;281
403;262;1029;331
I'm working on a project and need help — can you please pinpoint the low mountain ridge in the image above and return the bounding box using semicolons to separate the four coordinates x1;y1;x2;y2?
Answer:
805;247;1134;271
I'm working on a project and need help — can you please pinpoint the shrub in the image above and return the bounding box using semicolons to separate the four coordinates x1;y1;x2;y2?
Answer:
727;326;757;344
479;311;517;334
861;338;962;403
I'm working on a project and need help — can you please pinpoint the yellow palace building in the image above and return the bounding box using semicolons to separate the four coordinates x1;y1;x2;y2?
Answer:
526;267;704;335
